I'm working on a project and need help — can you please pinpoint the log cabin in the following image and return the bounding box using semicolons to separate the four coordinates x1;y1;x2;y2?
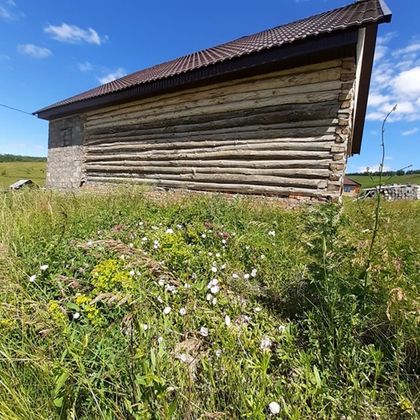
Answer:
35;0;392;200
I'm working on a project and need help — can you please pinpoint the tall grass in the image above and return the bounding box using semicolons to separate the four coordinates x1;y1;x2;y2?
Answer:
0;189;419;418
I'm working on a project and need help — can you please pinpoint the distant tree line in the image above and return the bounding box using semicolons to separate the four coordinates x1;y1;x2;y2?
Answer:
347;169;420;176
0;154;47;162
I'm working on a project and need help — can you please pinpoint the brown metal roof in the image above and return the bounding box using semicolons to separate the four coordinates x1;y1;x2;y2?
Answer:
35;0;391;117
344;176;362;186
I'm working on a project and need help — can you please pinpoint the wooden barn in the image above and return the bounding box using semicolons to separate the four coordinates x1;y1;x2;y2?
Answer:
35;0;391;200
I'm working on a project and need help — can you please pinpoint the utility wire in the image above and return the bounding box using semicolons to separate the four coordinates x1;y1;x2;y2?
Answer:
0;103;34;116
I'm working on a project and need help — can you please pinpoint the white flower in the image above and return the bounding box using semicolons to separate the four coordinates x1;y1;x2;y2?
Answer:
184;283;191;289
221;263;226;270
142;324;148;331
158;278;165;287
86;240;93;247
153;240;160;249
232;273;239;279
260;336;272;351
40;264;49;271
191;273;197;279
210;285;220;294
72;312;80;320
251;269;257;277
129;270;135;276
215;349;222;358
212;297;217;305
244;273;250;280
278;325;286;333
157;336;164;343
157;296;163;303
201;233;206;239
138;221;143;226
261;254;266;260
268;230;276;237
245;245;250;250
165;284;177;293
206;293;213;301
199;327;209;337
179;307;187;316
211;266;217;273
141;236;148;242
215;253;221;258
165;228;174;234
152;226;158;230
29;275;36;283
254;307;262;313
128;243;134;248
163;307;171;315
222;239;227;244
177;224;183;229
268;401;281;415
224;315;231;327
208;252;213;256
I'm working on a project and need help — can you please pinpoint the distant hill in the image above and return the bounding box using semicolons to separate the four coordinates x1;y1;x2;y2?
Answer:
0;154;47;162
347;173;420;189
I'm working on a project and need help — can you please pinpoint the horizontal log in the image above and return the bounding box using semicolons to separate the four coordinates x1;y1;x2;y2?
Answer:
84;158;332;169
86;104;340;138
85;177;331;198
84;165;330;178
86;61;344;122
85;90;340;131
86;141;335;157
85;149;332;163
85;126;337;147
85;172;328;189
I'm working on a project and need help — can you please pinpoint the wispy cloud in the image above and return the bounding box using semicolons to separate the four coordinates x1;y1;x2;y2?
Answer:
402;127;419;136
78;61;93;72
44;23;107;45
98;67;126;84
0;0;22;21
367;35;420;123
0;53;10;61
358;164;391;173
17;44;52;59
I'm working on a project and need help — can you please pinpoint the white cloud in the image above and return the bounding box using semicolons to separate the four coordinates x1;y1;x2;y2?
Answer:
17;44;52;59
384;156;393;160
0;0;21;20
78;61;93;72
367;35;420;123
98;67;126;84
402;127;419;136
358;165;391;173
44;23;107;45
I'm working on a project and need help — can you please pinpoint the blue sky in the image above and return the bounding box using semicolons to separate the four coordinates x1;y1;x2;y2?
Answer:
0;0;418;172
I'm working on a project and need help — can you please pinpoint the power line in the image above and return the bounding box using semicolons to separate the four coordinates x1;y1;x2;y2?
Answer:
0;103;34;116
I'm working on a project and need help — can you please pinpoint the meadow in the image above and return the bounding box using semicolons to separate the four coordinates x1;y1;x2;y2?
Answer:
0;161;46;189
349;174;420;189
0;188;418;419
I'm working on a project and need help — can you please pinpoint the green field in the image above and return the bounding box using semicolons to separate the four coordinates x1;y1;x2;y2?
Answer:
349;174;420;189
0;161;46;189
0;189;418;418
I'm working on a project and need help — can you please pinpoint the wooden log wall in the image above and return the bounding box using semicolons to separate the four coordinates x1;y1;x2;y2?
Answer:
82;58;356;199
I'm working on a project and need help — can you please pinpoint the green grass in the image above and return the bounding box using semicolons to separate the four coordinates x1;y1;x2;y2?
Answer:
0;161;46;189
0;189;419;418
349;174;420;189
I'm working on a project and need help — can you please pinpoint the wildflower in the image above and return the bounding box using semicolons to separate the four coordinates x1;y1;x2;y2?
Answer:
73;312;80;320
179;307;187;316
251;269;257;277
254;307;262;313
206;293;213;301
29;275;36;283
215;349;222;358
86;240;94;247
268;230;276;237
141;236;148;242
215;253;221;258
128;243;134;248
166;228;174;234
138;221;143;226
191;273;197;279
157;296;163;303
142;324;148;331
199;327;209;337
221;263;226;270
224;315;231;327
158;336;163;343
184;283;191;289
261;254;266;260
40;264;49;271
177;224;183;229
212;297;217;305
211;266;217;273
222;239;227;244
165;284;177;293
245;245;250;250
129;270;135;277
201;233;207;239
260;336;272;351
163;307;171;315
232;273;239;279
244;273;250;280
268;401;281;415
278;325;286;333
152;226;158;230
158;278;165;287
153;240;160;249
208;252;213;256
210;285;220;294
